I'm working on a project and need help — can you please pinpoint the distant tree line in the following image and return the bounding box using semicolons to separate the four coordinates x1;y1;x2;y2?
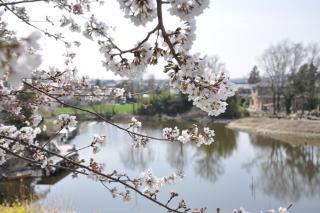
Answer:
257;40;320;115
138;90;193;116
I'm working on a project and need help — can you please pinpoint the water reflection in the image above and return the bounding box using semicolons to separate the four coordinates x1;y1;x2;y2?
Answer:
193;145;225;182
192;124;237;182
117;121;238;184
120;146;155;171
1;121;320;213
0;179;38;203
0;170;69;203
245;134;320;202
166;142;189;172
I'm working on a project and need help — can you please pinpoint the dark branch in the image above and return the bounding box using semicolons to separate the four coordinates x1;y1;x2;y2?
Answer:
0;0;45;7
156;0;182;66
120;25;159;54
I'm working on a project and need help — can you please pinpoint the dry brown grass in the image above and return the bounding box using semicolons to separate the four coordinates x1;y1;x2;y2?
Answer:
227;117;320;145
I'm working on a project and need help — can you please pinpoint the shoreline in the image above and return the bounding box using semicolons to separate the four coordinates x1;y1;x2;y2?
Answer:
227;117;320;145
69;108;233;124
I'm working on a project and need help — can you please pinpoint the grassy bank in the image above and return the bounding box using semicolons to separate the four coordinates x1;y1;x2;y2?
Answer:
54;103;141;115
227;117;320;145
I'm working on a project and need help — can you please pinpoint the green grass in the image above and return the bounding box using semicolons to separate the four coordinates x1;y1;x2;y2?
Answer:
54;103;141;115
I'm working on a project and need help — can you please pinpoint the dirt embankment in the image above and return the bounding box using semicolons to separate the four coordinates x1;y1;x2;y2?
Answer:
227;117;320;145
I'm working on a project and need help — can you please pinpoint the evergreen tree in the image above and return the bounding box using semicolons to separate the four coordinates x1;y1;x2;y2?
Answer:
248;65;261;84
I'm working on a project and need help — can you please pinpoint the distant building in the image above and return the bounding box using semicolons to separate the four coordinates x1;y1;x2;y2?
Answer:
249;82;274;112
231;78;275;112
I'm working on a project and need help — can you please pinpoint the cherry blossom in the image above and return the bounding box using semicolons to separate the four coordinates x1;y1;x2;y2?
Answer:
91;134;106;154
0;0;252;212
55;114;77;129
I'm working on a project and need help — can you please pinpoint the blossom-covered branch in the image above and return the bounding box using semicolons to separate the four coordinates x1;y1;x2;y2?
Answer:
0;0;237;212
0;133;195;213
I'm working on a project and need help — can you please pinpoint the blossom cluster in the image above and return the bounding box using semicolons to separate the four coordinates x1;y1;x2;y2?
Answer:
99;40;152;78
166;19;196;52
32;66;90;97
167;54;236;116
108;169;180;202
0;124;41;165
87;158;105;181
90;134;106;154
128;117;149;148
79;86;127;103
169;0;210;20
54;114;77;130
117;0;156;26
233;207;290;213
0;32;42;89
33;149;49;168
129;116;142;129
163;124;215;146
91;1;235;118
140;169;178;191
83;15;109;39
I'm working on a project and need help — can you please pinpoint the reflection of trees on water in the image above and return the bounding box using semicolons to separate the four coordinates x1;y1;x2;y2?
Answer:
119;146;155;171
166;142;189;172
119;121;193;171
192;124;237;182
166;123;238;182
246;135;320;202
118;122;238;182
0;179;50;205
0;170;70;204
0;179;39;203
193;145;225;182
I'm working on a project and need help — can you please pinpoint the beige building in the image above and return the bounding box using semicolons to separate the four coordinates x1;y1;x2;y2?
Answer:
249;85;274;112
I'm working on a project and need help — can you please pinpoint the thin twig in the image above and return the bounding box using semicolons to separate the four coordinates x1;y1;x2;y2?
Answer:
1;0;69;45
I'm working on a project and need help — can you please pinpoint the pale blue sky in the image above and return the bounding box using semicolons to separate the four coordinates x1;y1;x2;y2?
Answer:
4;0;320;79
193;0;320;78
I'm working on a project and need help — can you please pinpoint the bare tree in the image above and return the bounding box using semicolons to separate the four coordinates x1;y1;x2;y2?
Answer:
206;55;226;77
259;40;307;114
307;43;320;68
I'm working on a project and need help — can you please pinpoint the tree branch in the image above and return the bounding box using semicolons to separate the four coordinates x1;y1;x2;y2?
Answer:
0;134;188;213
0;0;69;45
23;81;168;142
112;25;160;56
0;0;44;7
156;0;182;66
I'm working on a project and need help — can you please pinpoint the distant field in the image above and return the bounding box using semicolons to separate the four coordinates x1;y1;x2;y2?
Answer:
54;103;141;115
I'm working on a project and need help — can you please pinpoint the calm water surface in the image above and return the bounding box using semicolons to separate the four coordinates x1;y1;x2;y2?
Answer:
1;121;320;213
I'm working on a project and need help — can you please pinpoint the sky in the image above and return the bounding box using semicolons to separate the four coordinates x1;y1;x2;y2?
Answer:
195;0;320;79
3;0;320;80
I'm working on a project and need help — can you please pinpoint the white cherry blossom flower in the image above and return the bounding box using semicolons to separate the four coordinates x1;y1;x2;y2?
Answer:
55;114;77;129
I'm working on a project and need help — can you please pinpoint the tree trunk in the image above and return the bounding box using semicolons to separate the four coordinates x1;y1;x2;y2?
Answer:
272;90;276;115
277;91;281;113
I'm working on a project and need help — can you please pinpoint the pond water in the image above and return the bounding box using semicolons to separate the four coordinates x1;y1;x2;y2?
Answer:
1;121;320;213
